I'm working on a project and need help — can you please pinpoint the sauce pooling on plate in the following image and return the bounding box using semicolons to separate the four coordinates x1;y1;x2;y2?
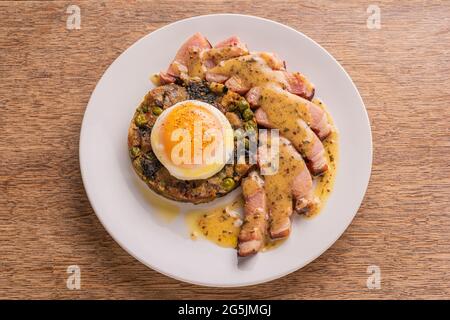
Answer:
186;197;243;248
186;196;288;251
309;99;339;217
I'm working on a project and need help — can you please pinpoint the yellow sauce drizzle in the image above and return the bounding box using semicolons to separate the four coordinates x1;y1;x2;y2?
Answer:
308;98;339;217
186;196;243;248
185;196;288;252
173;50;339;249
262;137;309;235
187;49;205;78
262;238;287;252
209;54;287;88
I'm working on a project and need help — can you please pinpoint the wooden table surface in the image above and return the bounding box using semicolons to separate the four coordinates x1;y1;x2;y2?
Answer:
1;0;449;300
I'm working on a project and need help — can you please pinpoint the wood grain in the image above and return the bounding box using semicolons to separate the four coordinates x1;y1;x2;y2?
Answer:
1;0;449;299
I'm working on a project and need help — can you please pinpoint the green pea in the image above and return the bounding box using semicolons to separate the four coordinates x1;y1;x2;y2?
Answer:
237;99;250;112
135;113;148;127
221;177;235;191
130;147;141;158
152;106;163;116
242;108;254;121
141;104;149;113
244;120;257;132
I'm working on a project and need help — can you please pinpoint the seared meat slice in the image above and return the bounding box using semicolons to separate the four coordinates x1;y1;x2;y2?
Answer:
205;57;329;137
292;164;316;214
205;54;288;90
159;71;177;84
252;52;286;70
245;87;263;108
202;36;249;67
258;137;316;239
255;107;328;175
225;76;251;95
205;72;228;83
215;36;247;48
238;171;268;256
250;85;330;140
284;71;315;100
161;32;212;80
253;108;270;126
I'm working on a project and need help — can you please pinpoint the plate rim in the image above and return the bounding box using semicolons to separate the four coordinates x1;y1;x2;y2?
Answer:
79;13;373;287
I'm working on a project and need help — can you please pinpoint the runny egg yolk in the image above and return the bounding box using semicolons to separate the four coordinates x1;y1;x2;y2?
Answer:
150;100;234;180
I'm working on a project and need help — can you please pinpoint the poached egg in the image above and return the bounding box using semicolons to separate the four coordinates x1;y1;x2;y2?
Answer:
151;100;234;180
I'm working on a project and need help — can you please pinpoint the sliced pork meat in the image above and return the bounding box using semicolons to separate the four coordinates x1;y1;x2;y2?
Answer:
258;137;316;239
204;55;330;138
250;85;331;140
307;99;331;140
206;54;289;90
254;107;328;175
168;61;188;78
215;36;246;48
204;46;249;65
284;71;315;100
225;75;251;95
253;52;286;70
292;165;316;214
161;32;212;79
245;87;262;108
253;107;271;127
304;130;328;175
203;36;249;68
159;71;176;84
238;171;268;257
205;72;229;83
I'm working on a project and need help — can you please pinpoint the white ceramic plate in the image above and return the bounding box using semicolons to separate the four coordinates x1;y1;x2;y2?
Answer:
80;14;372;287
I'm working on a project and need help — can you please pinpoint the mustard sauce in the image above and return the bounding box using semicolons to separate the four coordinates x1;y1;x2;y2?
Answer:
210;55;319;157
258;84;315;154
308;98;339;217
186;196;243;248
180;52;339;249
261;138;309;234
203;47;245;64
262;238;286;252
209;56;339;220
209;54;287;88
185;195;288;252
186;49;205;78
